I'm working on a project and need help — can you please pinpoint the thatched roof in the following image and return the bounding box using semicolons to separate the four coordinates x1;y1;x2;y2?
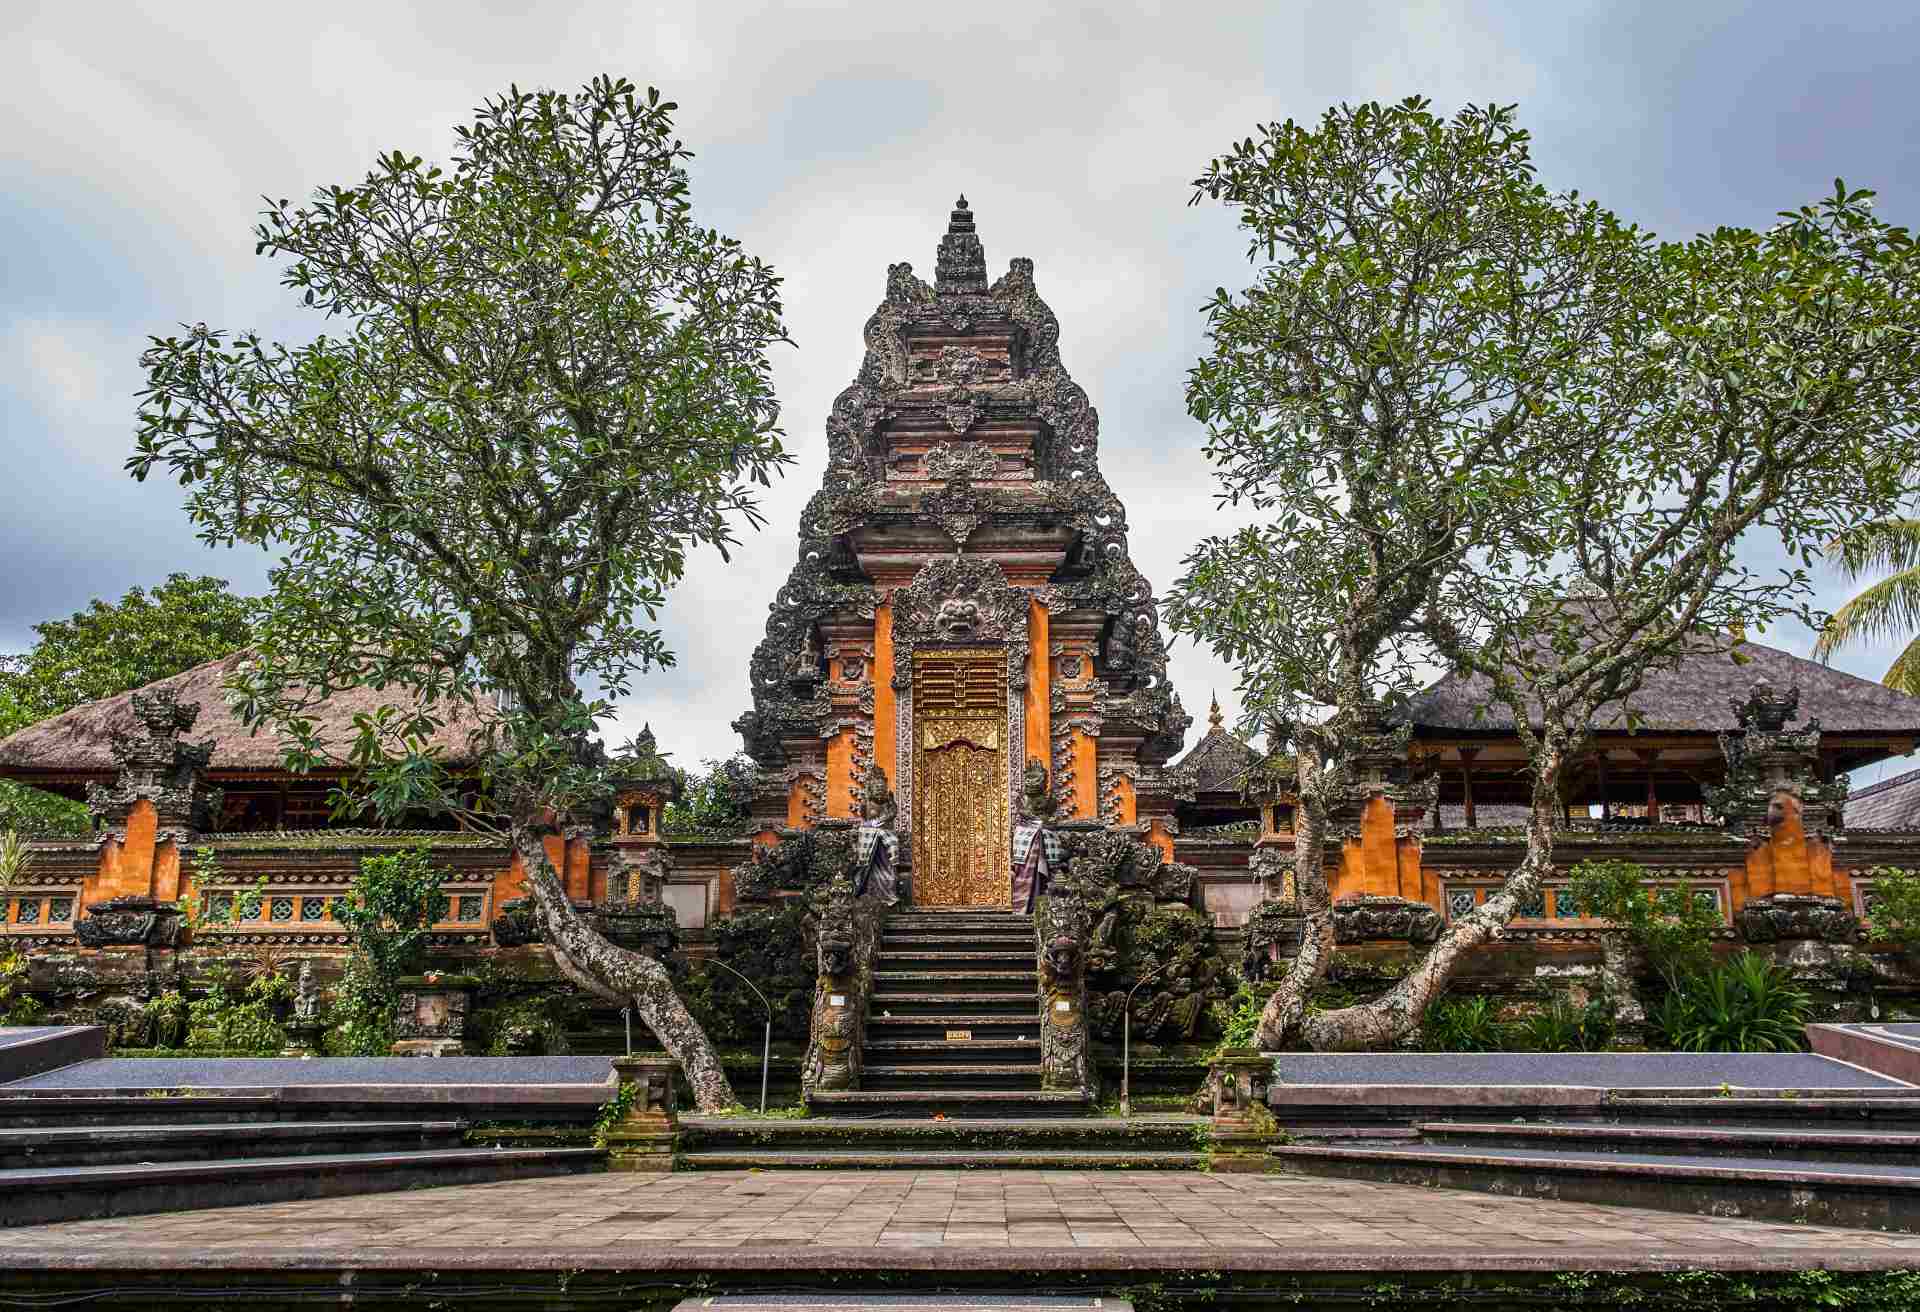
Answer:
1847;767;1920;830
0;652;497;777
1403;639;1920;737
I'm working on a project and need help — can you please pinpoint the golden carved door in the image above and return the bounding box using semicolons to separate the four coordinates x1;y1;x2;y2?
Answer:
912;649;1010;907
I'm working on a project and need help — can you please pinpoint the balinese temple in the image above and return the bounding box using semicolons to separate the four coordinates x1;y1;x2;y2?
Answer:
729;195;1193;907
6;198;1920;976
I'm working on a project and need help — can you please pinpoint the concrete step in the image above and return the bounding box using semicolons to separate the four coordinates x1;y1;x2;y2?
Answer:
1273;1141;1920;1231
805;1088;1091;1118
679;1147;1205;1170
1609;1096;1920;1128
861;1064;1045;1090
0;1119;465;1170
0;1145;604;1227
1421;1120;1920;1166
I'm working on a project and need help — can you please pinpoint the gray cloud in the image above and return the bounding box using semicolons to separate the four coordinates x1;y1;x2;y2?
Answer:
4;0;1916;781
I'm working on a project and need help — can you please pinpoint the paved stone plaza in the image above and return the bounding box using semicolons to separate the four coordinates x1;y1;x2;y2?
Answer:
7;1169;1920;1256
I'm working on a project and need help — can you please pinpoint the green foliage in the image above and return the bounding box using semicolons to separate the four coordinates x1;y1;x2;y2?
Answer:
1650;951;1812;1053
1515;992;1617;1052
592;1079;640;1148
324;951;396;1057
129;76;792;845
1419;995;1507;1053
681;902;813;1045
0;831;30;890
184;967;290;1055
142;991;187;1048
662;756;757;835
0;575;254;837
0;953;41;1026
1862;865;1920;953
1211;982;1266;1054
1565;860;1721;985
470;992;578;1056
1815;517;1920;694
334;847;447;981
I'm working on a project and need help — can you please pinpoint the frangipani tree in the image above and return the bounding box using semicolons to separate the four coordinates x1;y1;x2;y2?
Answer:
131;76;792;1109
1169;99;1654;1049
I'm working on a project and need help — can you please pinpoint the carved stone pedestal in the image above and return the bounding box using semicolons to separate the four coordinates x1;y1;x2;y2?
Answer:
1332;894;1443;945
605;1055;680;1172
1737;894;1859;944
1210;1048;1275;1173
73;897;184;949
389;975;473;1057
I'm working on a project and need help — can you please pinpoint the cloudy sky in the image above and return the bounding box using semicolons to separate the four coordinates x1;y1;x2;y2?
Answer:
5;1;1918;781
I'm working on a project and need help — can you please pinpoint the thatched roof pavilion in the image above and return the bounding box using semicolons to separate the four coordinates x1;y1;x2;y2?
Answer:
1403;638;1920;817
0;652;497;829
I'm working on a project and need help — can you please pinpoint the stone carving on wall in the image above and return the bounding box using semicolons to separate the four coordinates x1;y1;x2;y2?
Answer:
84;687;215;842
1331;893;1445;946
1710;679;1851;840
73;896;185;949
924;439;997;480
1737;893;1859;944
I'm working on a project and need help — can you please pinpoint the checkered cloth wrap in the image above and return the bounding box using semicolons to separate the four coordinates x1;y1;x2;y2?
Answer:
854;822;899;899
1011;823;1064;873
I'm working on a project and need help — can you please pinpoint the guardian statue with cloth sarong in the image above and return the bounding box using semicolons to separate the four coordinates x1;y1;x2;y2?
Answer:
1012;758;1064;914
852;764;900;906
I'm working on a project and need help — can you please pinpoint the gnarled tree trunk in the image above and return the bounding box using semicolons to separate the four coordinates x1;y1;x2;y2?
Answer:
513;826;736;1111
1297;742;1565;1050
1251;749;1333;1049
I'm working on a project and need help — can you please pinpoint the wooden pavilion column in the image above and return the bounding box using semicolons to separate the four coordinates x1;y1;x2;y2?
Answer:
1458;748;1479;830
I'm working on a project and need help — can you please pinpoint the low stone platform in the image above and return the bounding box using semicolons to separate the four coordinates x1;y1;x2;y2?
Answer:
3;1170;1919;1309
0;1024;104;1083
1268;1050;1908;1088
4;1054;619;1090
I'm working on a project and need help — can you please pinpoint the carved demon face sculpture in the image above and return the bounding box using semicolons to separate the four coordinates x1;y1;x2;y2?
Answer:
936;596;981;639
818;938;854;980
1022;758;1059;821
1044;935;1080;981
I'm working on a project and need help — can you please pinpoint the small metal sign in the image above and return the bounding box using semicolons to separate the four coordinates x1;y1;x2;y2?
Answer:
828;994;846;1007
946;1028;973;1042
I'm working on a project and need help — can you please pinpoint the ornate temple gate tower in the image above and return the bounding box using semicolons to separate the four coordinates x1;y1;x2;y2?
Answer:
733;197;1192;910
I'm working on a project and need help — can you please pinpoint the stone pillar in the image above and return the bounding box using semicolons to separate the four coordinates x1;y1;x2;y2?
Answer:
1325;702;1441;944
76;688;210;950
1711;680;1856;944
604;1055;680;1172
1209;1048;1275;1172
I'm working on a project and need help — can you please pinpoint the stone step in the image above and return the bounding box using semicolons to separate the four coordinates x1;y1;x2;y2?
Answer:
1609;1096;1920;1127
872;970;1038;991
881;935;1035;951
805;1088;1091;1118
876;949;1038;971
1272;1141;1920;1231
674;1291;1133;1309
867;1014;1042;1041
868;992;1037;1016
864;1039;1043;1061
885;914;1030;931
679;1147;1205;1170
0;1094;292;1129
0;1145;604;1227
0;1119;465;1171
1420;1120;1920;1167
861;1064;1045;1090
678;1115;1205;1154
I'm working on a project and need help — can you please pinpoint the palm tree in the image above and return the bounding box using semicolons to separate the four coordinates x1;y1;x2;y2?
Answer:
1814;518;1920;695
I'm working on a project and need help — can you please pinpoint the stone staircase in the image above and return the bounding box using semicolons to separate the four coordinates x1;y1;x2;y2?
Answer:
805;910;1089;1118
1273;1093;1920;1230
0;1093;601;1226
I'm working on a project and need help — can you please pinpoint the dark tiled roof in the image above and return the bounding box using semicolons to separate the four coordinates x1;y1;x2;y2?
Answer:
1405;639;1920;736
1172;722;1263;794
1846;767;1920;830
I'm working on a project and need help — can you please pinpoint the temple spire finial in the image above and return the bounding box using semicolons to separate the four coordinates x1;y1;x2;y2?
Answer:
936;192;988;294
1209;692;1223;731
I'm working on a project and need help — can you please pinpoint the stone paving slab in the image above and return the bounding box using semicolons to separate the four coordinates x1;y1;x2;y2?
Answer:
5;1168;1920;1262
1269;1051;1910;1088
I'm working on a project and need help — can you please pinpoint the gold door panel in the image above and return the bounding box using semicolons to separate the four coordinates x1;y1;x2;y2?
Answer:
912;649;1009;908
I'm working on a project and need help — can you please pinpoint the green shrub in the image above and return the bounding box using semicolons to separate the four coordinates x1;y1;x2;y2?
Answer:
1419;995;1507;1052
0;952;40;1026
323;847;449;1055
1863;866;1920;954
184;968;290;1054
143;990;187;1048
1515;992;1616;1052
1650;951;1811;1052
1565;859;1721;984
681;902;813;1045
